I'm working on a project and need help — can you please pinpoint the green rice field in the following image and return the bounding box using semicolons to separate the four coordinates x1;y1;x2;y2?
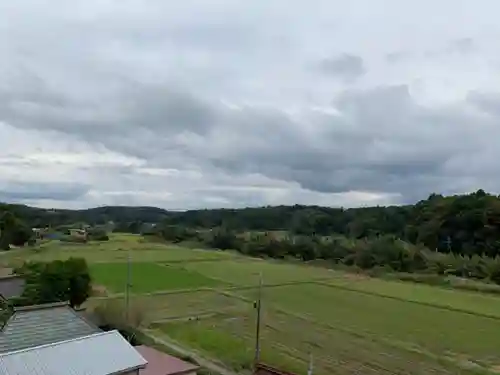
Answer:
5;233;500;375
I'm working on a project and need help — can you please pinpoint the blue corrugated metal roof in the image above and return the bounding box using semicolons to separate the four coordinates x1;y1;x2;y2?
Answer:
0;330;148;375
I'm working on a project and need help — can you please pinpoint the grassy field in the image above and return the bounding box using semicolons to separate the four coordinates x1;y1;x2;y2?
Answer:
90;262;225;293
5;234;500;375
0;234;236;266
181;258;336;286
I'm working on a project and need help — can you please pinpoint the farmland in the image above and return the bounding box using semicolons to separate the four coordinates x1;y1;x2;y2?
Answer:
4;233;500;375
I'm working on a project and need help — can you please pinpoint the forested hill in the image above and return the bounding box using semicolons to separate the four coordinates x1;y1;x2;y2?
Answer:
2;189;500;255
161;190;500;255
0;203;170;227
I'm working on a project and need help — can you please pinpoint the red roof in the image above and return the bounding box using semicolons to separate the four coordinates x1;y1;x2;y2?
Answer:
136;345;200;375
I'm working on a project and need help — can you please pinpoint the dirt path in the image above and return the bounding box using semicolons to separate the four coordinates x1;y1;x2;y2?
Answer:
141;329;243;375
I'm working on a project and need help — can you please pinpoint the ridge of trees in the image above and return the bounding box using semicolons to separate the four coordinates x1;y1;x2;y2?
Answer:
0;203;170;228
158;189;500;257
153;226;500;285
2;189;500;257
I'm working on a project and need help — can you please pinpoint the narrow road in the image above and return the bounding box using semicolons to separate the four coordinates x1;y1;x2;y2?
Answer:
141;329;242;375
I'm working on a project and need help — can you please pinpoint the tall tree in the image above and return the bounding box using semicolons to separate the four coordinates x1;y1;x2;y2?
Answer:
14;258;92;308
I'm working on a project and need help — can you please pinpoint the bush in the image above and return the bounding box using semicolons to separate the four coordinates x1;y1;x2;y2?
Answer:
87;228;109;241
93;299;148;330
14;258;91;308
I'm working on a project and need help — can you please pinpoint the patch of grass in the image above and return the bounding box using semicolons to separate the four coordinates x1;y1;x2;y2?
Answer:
239;284;500;368
87;290;248;323
154;318;254;371
91;262;223;293
183;259;336;286
153;308;472;375
321;276;500;319
133;330;199;365
4;239;236;266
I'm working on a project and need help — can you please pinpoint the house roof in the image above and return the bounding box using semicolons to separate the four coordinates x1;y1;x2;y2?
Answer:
0;275;25;300
0;330;148;375
136;345;199;375
0;301;101;353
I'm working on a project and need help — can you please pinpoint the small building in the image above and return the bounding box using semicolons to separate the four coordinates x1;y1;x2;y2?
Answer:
0;330;148;375
69;228;88;238
0;275;25;302
32;228;42;239
136;346;199;375
0;301;101;353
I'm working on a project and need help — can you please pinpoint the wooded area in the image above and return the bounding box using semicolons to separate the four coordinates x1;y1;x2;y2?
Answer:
2;189;500;257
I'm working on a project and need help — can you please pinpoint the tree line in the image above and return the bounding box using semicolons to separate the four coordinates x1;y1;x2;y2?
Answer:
151;225;500;285
3;189;500;257
157;189;500;257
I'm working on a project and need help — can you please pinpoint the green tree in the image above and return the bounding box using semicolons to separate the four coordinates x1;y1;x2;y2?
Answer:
0;211;33;249
14;258;92;308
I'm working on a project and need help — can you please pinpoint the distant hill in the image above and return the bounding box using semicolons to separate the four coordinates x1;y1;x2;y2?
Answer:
2;189;500;255
0;203;170;227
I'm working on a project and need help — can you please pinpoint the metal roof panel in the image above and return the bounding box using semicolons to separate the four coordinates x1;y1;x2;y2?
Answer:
0;330;147;375
0;304;100;353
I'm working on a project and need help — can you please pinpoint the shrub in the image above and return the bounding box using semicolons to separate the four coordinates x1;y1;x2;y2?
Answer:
13;258;91;308
87;228;109;241
93;299;148;330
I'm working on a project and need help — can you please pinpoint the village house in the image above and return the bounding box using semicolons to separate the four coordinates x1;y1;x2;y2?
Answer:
0;330;148;375
0;301;200;375
136;346;199;375
0;302;101;352
69;228;88;239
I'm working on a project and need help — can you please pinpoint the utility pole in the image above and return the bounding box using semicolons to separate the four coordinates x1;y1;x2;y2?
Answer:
307;353;314;375
125;246;131;325
445;236;452;252
253;272;263;369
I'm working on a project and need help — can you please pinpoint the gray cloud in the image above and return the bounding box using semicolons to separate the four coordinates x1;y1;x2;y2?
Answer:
195;85;488;202
0;182;89;202
317;54;365;81
447;38;476;55
424;37;477;59
385;51;412;63
466;91;500;115
2;76;500;206
2;0;500;209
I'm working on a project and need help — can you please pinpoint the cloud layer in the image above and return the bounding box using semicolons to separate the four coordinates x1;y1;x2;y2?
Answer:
2;0;500;209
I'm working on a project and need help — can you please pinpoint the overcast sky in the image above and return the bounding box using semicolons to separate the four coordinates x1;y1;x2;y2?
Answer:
1;0;500;210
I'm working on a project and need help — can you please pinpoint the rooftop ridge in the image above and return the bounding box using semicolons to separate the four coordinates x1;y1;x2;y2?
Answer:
67;307;102;332
13;301;69;312
0;329;115;357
